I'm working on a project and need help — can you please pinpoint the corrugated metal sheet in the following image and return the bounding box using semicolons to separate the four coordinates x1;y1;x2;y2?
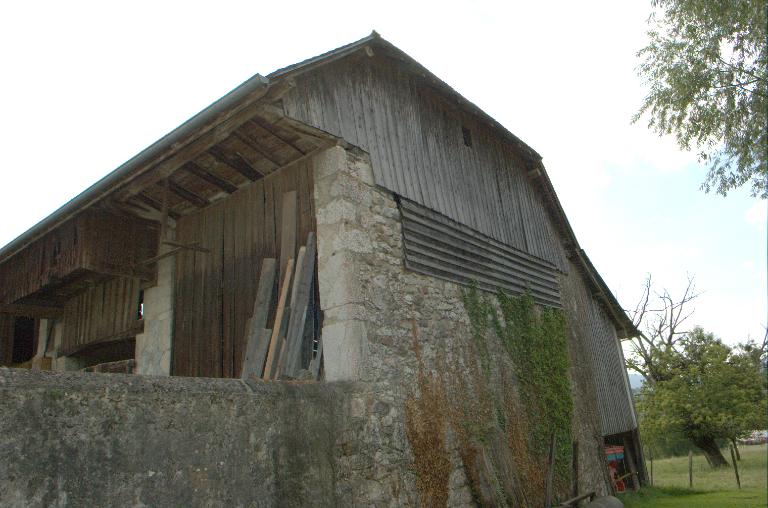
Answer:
399;198;561;307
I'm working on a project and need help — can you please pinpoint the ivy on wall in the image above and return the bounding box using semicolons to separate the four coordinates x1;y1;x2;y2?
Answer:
405;284;574;506
461;283;573;500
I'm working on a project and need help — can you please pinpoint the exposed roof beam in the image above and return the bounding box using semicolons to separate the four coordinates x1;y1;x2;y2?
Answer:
232;131;282;167
134;194;181;221
113;93;273;202
248;118;305;155
163;180;210;209
182;162;238;193
208;146;263;181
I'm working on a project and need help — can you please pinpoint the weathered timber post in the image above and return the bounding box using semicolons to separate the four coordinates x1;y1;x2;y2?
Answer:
729;445;741;489
648;447;653;486
688;450;693;488
623;436;640;491
731;438;741;460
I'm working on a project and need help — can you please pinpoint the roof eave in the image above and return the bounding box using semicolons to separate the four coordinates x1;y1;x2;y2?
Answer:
0;74;271;264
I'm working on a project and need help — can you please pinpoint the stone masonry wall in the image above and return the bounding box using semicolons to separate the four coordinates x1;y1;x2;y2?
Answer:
313;146;611;504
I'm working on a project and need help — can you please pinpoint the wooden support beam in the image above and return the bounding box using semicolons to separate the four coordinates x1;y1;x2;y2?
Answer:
60;320;144;357
182;161;238;193
161;240;210;253
208;145;262;181
0;303;63;319
233;131;283;167
248;117;305;155
163;180;209;209
133;193;181;220
141;242;209;265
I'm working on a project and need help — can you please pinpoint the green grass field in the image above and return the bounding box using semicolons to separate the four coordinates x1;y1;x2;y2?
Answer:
622;444;767;508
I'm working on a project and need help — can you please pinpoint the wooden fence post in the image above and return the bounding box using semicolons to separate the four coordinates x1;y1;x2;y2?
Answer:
648;447;653;486
688;450;693;488
729;445;741;489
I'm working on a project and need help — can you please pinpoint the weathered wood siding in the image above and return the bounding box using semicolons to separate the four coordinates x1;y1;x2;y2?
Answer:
282;54;568;271
0;315;14;366
561;263;637;436
399;197;561;307
0;209;157;304
284;55;637;435
60;277;143;356
172;161;315;378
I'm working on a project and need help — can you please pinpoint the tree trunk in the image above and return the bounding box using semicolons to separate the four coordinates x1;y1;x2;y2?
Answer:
692;436;729;468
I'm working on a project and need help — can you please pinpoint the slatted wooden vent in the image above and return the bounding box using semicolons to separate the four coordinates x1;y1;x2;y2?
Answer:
399;197;562;308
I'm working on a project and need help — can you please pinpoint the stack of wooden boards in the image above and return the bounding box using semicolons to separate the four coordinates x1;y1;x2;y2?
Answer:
240;191;322;382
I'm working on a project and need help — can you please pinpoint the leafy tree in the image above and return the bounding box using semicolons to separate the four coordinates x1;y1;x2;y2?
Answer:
633;0;767;198
637;327;768;467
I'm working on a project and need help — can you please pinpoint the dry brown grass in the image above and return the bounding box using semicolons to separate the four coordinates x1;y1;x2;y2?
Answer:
405;321;451;508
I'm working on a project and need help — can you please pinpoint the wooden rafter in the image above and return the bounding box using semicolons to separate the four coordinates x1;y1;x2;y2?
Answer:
133;194;181;220
208;145;262;181
248;117;305;155
182;161;238;193
163;180;210;209
232;131;283;167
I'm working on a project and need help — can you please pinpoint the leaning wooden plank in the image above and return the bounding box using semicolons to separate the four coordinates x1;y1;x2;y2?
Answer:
273;246;306;378
278;190;297;290
262;258;294;380
281;233;317;378
240;258;278;380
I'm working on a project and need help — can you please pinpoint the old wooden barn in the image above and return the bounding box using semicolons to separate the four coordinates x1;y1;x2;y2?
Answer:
0;33;645;495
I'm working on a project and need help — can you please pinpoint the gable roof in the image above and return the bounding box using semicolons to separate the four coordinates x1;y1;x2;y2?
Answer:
0;33;638;337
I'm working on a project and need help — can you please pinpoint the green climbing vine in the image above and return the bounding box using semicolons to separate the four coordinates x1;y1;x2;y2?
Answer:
462;282;573;492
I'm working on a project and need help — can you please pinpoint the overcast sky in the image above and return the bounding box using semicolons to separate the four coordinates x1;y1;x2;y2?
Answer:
1;1;765;344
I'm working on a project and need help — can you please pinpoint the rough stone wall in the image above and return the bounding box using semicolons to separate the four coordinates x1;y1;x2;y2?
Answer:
0;368;362;507
313;146;611;504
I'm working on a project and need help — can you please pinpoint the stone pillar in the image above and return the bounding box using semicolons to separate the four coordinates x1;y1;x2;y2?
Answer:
135;229;175;376
313;146;373;381
51;321;84;371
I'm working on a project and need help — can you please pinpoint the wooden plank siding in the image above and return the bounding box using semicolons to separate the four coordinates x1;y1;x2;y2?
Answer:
172;160;315;378
561;261;637;436
60;276;143;356
399;198;562;307
282;53;636;434
0;209;157;305
0;315;14;366
281;54;568;272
